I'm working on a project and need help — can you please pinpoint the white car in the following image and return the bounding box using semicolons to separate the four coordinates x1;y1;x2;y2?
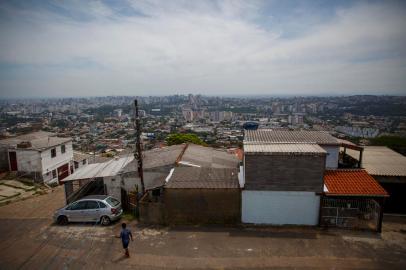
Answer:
53;195;123;226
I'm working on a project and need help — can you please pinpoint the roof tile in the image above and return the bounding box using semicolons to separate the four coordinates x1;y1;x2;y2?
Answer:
324;170;388;196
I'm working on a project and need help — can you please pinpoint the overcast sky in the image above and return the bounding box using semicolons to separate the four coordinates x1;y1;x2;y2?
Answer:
0;0;406;98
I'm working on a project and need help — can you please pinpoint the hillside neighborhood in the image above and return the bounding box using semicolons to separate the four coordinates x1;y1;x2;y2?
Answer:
0;126;405;268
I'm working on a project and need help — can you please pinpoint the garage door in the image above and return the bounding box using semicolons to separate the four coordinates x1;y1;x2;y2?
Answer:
242;191;320;225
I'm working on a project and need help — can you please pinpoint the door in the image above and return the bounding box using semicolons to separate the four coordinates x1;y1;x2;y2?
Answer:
9;152;17;171
82;200;101;222
57;163;70;181
67;201;88;222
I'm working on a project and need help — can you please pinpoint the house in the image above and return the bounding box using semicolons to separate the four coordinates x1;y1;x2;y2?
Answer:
242;142;327;225
242;129;389;230
0;131;73;184
139;145;240;224
344;146;406;213
71;151;91;173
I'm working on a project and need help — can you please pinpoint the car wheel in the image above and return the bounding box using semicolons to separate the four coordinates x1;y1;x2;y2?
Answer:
100;216;111;226
57;215;68;225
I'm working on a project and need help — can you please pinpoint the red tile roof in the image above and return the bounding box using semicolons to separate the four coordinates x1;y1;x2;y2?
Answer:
324;170;388;197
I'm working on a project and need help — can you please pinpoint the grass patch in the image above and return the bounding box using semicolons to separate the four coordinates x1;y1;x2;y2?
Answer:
122;210;136;222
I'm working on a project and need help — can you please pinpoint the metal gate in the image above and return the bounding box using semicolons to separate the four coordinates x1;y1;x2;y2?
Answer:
320;197;381;231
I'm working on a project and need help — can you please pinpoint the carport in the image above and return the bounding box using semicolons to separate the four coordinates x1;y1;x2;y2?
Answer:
61;156;134;204
321;170;389;232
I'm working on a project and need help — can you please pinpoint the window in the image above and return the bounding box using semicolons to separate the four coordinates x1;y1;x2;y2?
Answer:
51;148;56;158
61;144;66;154
85;201;99;209
52;169;57;179
98;202;107;208
70;201;87;210
106;197;120;207
66;202;77;210
82;159;86;165
74;161;79;169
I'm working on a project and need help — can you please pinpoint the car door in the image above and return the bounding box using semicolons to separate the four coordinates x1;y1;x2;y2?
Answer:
68;201;88;222
82;200;100;222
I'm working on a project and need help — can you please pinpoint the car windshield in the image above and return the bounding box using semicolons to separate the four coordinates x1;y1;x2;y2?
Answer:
106;197;120;207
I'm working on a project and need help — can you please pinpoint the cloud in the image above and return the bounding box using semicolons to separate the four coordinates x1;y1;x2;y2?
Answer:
0;0;405;97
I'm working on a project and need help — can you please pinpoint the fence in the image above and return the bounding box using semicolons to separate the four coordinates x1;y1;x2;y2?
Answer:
320;197;381;231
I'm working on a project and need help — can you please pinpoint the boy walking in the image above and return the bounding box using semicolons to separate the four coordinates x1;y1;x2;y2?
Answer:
118;223;133;257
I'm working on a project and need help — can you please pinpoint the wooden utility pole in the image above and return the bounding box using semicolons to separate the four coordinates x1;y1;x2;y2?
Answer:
134;99;145;194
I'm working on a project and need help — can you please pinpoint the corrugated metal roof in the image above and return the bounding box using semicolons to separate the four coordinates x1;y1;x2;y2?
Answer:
345;146;406;177
244;129;339;145
324;169;388;196
244;143;326;155
165;167;239;189
62;155;134;181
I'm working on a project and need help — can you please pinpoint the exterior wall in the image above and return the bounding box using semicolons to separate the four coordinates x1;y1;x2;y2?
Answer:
40;141;73;174
242;190;320;225
164;188;241;224
10;149;42;172
244;154;325;192
104;170;168;202
320;145;339;169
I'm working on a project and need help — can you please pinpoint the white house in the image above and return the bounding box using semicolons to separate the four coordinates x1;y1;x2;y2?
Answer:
0;131;73;184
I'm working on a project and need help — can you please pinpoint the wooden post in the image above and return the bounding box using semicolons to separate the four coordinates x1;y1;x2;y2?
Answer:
358;148;363;168
134;99;145;194
377;197;385;233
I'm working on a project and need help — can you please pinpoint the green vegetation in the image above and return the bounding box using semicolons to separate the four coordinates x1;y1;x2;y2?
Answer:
370;135;406;155
165;133;206;146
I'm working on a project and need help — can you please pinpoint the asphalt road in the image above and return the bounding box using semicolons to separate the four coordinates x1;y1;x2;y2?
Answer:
0;186;405;269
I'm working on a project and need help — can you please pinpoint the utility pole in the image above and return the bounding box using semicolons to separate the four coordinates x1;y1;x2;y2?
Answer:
134;99;145;194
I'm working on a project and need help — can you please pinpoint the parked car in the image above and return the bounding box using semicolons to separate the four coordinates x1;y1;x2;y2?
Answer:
53;195;123;226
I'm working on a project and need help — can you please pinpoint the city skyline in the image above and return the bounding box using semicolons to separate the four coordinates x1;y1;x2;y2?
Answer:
1;0;406;98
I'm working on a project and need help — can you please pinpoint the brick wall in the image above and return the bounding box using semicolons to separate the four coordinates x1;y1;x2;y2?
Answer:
244;154;325;192
164;188;241;224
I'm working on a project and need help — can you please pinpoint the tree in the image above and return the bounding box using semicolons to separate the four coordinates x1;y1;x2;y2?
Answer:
165;133;206;146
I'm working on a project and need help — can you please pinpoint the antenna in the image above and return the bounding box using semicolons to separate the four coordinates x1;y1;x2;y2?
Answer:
134;99;145;194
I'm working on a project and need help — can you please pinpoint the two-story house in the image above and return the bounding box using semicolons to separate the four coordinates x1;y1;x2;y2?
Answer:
242;130;338;225
0;131;73;184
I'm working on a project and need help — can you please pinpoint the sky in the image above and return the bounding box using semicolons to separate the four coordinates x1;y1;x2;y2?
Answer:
0;0;406;98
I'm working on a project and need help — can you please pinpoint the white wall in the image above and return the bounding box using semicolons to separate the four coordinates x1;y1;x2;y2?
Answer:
242;190;320;225
40;141;73;174
320;145;339;169
10;149;42;172
238;165;244;188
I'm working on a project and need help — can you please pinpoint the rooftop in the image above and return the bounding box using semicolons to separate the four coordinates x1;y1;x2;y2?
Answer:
345;146;406;177
324;170;388;197
0;131;71;151
165;167;239;189
244;143;326;156
244;129;339;145
62;155;134;182
122;144;185;172
179;144;239;168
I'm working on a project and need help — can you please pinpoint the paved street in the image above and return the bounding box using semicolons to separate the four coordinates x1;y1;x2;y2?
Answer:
0;187;405;270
